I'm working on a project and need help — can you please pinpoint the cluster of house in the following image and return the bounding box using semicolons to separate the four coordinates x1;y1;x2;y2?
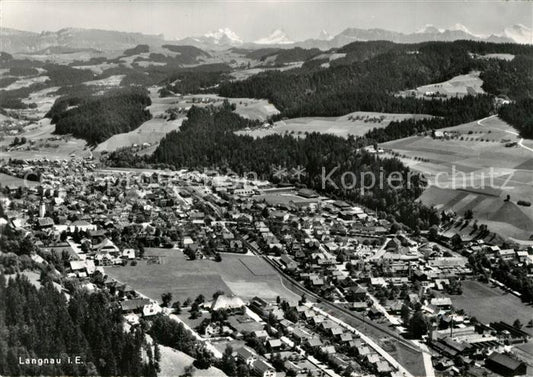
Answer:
197;294;399;377
1;158;532;377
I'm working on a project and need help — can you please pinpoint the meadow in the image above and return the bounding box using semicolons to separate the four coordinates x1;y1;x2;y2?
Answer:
237;111;432;139
0;118;89;161
399;71;485;99
451;280;533;336
157;343;226;377
104;249;299;303
382;116;533;241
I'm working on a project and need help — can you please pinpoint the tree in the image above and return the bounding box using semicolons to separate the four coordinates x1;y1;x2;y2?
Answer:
464;209;473;220
236;363;250;377
271;353;284;371
182;364;194;377
401;304;411;325
193;346;213;369
161;292;172;307
172;301;182;314
194;294;205;305
220;346;236;376
408;310;428;338
212;291;225;300
513;319;522;329
451;233;463;250
428;225;439;241
154;342;161;373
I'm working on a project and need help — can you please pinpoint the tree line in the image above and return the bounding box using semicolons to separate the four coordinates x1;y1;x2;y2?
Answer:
0;273;158;376
49;87;152;145
498;98;533;139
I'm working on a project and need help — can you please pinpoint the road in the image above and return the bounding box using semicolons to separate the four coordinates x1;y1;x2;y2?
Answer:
306;304;415;377
478;115;533;153
369;237;392;260
247;239;420;350
198;180;428;375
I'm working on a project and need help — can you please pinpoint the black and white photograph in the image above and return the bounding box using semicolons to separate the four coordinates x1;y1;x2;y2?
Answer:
0;1;532;376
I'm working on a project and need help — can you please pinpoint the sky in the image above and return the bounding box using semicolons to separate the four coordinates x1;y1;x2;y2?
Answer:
1;0;532;41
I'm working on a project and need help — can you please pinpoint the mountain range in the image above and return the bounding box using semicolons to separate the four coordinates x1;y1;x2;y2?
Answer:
0;23;531;54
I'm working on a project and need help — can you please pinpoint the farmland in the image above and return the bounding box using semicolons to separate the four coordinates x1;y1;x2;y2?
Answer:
0;172;40;188
185;94;280;122
382;116;533;241
451;280;533;336
104;250;300;303
229;62;303;81
237;111;433;139
94;87;184;153
2;75;50;91
157;343;226;377
398;71;485;99
95;90;281;153
94;117;183;153
0;118;89;160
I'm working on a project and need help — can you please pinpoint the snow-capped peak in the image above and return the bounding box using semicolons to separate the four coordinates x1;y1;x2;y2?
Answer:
255;29;294;45
504;24;533;44
450;23;471;34
317;29;333;41
416;24;443;34
449;23;486;38
203;28;243;45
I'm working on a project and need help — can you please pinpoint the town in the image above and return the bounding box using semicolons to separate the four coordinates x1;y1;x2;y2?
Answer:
1;157;531;377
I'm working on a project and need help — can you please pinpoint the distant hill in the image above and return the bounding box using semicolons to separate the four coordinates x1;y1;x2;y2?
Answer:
0;27;165;53
295;25;515;50
0;24;529;55
28;46;102;55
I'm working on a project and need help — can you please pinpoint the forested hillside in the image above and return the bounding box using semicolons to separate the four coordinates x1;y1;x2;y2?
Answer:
499;98;533;138
49;87;152;145
219;40;533;119
0;274;158;376
364;95;494;143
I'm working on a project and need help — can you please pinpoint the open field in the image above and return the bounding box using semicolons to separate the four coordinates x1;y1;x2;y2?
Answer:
83;74;125;88
178;94;280;122
21;86;60;118
95;117;183;152
95;87;183;152
382;116;533;241
229;62;303;81
233;100;280;121
184;94;280;122
2;75;50;91
0;118;89;161
0;173;40;187
71;61;120;74
158;343;226;377
399;71;485;99
236;112;433;139
451;280;533;336
104;250;300;303
15;50;116;64
477;53;515;61
95;90;280;153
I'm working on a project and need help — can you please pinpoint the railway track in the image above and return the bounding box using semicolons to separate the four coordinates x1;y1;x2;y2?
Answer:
242;239;423;354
